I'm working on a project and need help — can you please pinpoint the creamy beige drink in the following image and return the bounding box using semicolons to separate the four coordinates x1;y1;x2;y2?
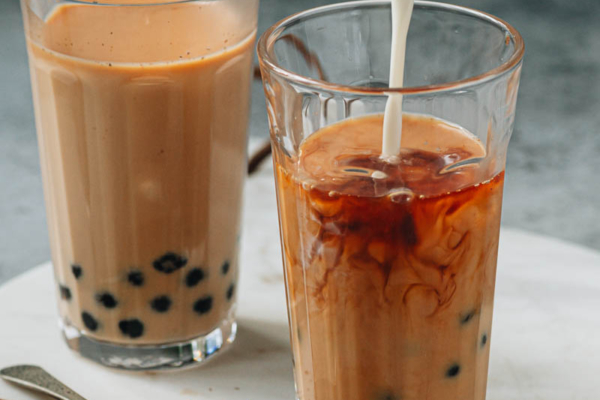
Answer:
277;114;504;400
23;0;257;353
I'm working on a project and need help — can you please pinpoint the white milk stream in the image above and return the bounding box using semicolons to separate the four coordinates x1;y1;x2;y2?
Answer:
381;0;414;159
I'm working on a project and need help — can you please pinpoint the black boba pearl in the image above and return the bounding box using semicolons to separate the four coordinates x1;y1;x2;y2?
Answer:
221;260;231;276
460;309;477;325
150;296;172;313
376;392;399;400
153;252;188;274
446;363;461;378
226;283;235;301
118;319;144;339
127;270;144;287
193;296;213;315
96;292;118;309
481;333;488;348
71;264;82;280
185;268;206;287
59;285;72;301
82;312;99;332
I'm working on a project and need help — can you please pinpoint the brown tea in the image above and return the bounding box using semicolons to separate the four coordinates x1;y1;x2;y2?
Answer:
276;114;504;400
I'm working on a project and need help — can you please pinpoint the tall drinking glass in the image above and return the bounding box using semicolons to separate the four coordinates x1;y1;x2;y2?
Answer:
258;1;524;399
20;0;258;370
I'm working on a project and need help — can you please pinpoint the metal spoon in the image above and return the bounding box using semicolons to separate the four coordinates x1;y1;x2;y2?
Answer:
0;365;86;400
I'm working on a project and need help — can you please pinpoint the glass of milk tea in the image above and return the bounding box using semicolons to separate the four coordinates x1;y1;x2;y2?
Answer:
20;0;258;370
258;1;524;399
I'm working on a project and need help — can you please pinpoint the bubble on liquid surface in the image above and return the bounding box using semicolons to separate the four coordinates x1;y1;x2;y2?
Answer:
339;166;388;181
371;171;387;180
380;154;400;165
389;188;415;204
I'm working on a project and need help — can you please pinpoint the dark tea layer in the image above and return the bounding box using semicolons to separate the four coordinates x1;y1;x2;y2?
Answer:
276;114;504;400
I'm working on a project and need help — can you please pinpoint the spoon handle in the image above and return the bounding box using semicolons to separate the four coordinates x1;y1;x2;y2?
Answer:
0;365;87;400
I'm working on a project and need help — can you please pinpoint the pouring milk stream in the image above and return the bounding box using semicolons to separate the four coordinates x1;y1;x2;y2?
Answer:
382;0;415;159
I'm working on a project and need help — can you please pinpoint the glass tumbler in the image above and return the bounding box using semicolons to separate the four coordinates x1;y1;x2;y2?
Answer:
258;1;524;399
20;0;258;370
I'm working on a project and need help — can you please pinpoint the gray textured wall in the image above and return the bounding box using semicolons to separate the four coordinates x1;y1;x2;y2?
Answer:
1;0;599;284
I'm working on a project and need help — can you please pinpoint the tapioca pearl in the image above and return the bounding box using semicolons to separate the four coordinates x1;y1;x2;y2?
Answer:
375;391;399;400
153;252;188;274
118;319;144;339
193;296;213;315
226;283;235;301
81;312;99;332
446;363;461;378
481;333;488;348
71;264;82;280
185;268;206;287
221;260;231;276
460;309;477;325
59;285;72;301
150;296;172;313
127;270;144;287
96;292;118;309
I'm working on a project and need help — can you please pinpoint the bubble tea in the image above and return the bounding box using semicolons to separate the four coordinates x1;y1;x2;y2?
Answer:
259;1;523;399
276;114;503;400
20;0;258;369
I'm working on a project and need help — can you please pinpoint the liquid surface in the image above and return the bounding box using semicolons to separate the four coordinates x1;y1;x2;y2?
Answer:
26;1;256;344
299;114;487;197
276;114;504;400
28;0;256;63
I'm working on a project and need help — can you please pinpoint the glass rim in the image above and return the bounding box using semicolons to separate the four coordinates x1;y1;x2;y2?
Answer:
257;0;525;95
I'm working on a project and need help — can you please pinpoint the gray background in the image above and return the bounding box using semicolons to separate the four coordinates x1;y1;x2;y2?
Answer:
1;0;599;285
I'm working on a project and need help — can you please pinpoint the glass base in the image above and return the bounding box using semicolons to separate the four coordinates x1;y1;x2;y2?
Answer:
60;317;237;371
